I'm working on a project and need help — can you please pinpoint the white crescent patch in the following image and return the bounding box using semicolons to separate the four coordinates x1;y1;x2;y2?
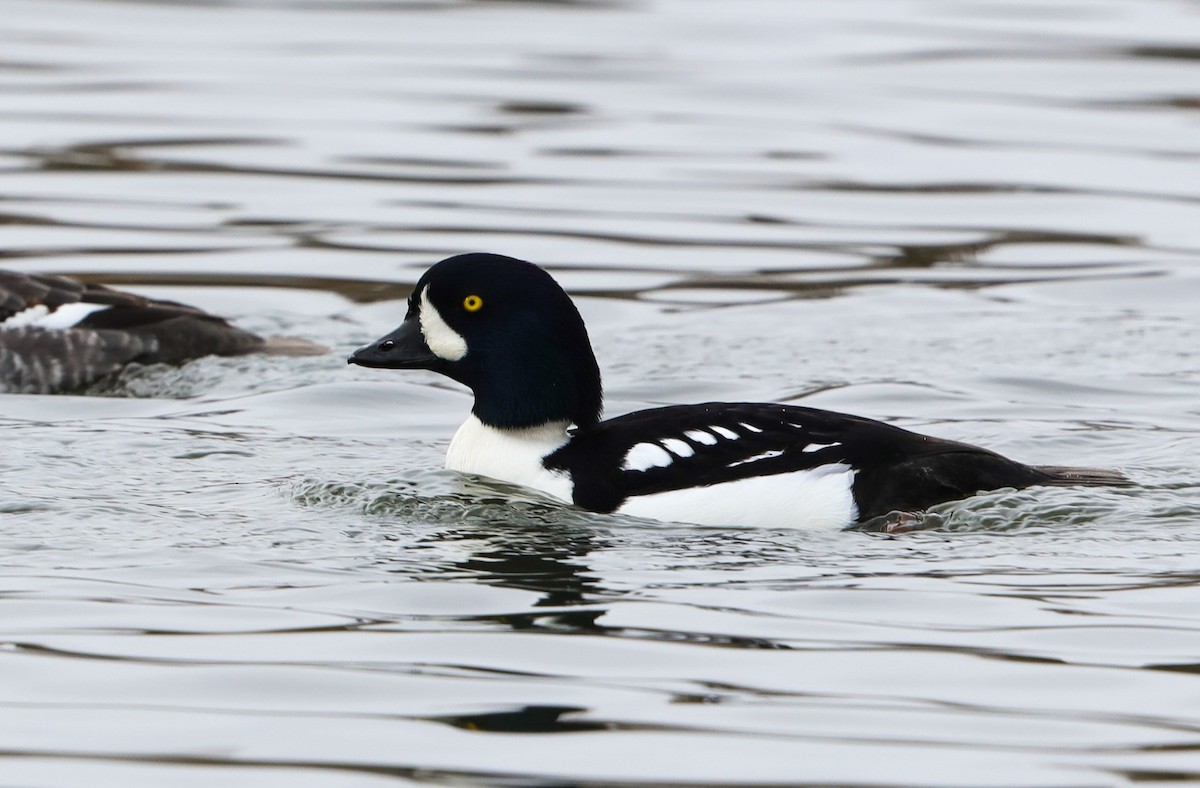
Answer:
419;287;467;361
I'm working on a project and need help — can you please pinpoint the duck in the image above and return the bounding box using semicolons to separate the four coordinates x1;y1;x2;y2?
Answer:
1;269;325;394
348;252;1128;531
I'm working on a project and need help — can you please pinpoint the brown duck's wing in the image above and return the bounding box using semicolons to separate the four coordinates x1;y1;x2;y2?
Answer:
1;269;217;325
76;307;267;363
0;270;85;321
1;270;325;394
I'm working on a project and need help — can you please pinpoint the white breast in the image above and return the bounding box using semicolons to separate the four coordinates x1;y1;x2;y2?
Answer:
445;415;574;502
616;463;859;530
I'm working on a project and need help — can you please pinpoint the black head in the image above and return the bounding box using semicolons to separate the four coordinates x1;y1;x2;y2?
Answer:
348;253;603;429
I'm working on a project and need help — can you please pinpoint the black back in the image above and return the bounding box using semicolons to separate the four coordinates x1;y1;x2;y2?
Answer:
545;402;1055;521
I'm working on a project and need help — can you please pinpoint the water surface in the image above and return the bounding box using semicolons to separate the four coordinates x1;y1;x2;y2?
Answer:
2;0;1200;785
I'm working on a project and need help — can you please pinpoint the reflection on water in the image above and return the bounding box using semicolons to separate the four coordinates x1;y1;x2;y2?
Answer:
2;0;1200;785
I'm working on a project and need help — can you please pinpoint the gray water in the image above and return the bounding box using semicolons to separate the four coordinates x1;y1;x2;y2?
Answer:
2;0;1200;785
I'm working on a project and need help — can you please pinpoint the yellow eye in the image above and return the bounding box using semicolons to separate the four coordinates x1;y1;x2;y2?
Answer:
462;294;483;312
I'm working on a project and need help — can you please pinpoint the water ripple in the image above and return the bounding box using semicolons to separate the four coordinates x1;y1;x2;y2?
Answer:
3;0;1200;784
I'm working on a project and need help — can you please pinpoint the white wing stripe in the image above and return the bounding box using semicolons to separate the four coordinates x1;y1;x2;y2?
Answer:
727;449;784;468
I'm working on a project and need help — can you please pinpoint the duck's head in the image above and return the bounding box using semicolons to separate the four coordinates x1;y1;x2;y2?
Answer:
349;253;603;429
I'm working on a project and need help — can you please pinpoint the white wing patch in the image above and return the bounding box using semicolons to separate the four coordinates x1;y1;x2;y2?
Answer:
684;429;717;446
739;422;764;433
661;438;694;458
419;287;467;361
2;303;109;330
1;305;50;328
710;425;739;440
622;442;674;472
803;442;841;453
617;463;858;530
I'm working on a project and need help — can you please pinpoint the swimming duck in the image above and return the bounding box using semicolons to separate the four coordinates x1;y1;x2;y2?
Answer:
1;269;323;394
348;253;1126;530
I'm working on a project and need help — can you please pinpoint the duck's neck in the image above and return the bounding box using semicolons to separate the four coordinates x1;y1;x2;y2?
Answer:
445;414;573;501
462;339;603;430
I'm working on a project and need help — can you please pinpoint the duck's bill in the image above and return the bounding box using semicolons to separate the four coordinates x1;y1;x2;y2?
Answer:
347;318;439;369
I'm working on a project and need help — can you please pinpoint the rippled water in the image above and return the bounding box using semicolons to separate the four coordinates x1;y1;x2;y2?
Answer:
3;0;1200;785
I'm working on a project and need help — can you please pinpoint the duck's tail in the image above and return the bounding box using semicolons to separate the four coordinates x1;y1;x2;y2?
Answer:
1034;465;1133;487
